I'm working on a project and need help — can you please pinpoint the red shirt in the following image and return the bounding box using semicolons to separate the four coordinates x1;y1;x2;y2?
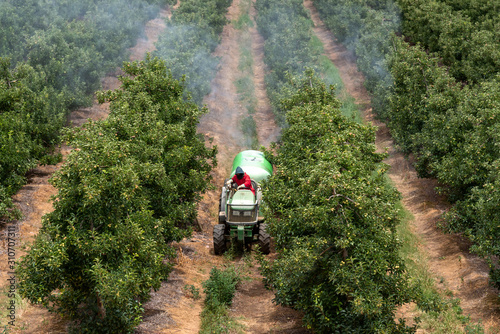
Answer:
231;172;255;195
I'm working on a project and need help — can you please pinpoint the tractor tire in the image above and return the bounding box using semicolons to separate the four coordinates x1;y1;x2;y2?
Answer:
213;224;226;255
257;224;270;254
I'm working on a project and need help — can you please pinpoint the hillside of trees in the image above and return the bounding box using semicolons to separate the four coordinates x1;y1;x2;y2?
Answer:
1;0;498;332
314;0;500;289
0;0;167;221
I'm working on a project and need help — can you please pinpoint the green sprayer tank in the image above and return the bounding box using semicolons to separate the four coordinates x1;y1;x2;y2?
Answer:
229;150;273;182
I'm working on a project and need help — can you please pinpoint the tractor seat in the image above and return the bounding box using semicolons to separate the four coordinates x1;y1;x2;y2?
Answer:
251;180;258;192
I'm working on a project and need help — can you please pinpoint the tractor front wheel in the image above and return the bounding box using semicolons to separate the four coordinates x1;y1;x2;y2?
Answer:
257;223;270;254
213;224;226;255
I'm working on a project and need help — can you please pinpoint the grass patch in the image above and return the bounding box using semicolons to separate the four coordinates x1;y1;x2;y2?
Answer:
318;55;343;91
238;45;253;73
309;34;325;58
235;76;255;104
0;287;28;331
234;13;253;30
241;115;259;149
339;93;362;123
200;303;244;334
234;0;259;149
234;0;253;30
199;266;245;334
316;55;362;122
236;44;258;115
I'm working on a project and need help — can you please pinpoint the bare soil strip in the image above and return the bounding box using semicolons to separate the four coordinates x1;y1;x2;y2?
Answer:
157;0;303;332
140;0;251;331
137;234;223;334
197;0;248;232
304;0;500;331
0;9;169;333
249;0;279;147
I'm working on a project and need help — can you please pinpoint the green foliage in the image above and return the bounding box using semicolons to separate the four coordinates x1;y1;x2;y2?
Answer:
0;0;165;221
183;284;201;300
17;57;216;333
0;58;59;220
234;13;253;30
200;303;245;334
203;266;242;308
153;0;232;105
389;0;500;291
0;188;21;222
414;75;500;198
260;71;416;333
397;0;499;83
386;38;462;155
444;160;500;288
252;8;418;330
387;37;500;289
313;0;401;117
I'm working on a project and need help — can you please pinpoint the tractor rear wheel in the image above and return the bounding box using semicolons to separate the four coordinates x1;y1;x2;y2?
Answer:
257;223;270;254
213;224;226;255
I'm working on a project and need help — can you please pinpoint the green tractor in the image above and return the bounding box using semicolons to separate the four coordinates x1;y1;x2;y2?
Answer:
213;150;272;255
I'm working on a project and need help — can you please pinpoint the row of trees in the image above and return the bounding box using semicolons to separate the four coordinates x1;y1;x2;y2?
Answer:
153;0;232;105
255;0;361;125
390;0;500;287
18;57;217;333
0;0;167;221
313;0;500;288
261;71;417;333
255;0;421;331
255;0;324;125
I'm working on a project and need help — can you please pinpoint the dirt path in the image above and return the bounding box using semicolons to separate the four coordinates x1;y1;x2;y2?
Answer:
304;0;500;331
0;9;170;333
140;0;251;330
230;260;308;334
152;0;305;333
197;0;248;233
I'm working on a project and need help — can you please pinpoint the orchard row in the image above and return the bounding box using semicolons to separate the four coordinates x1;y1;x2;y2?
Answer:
256;0;420;332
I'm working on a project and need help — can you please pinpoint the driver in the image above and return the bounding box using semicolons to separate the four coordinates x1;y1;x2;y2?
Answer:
231;166;255;195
